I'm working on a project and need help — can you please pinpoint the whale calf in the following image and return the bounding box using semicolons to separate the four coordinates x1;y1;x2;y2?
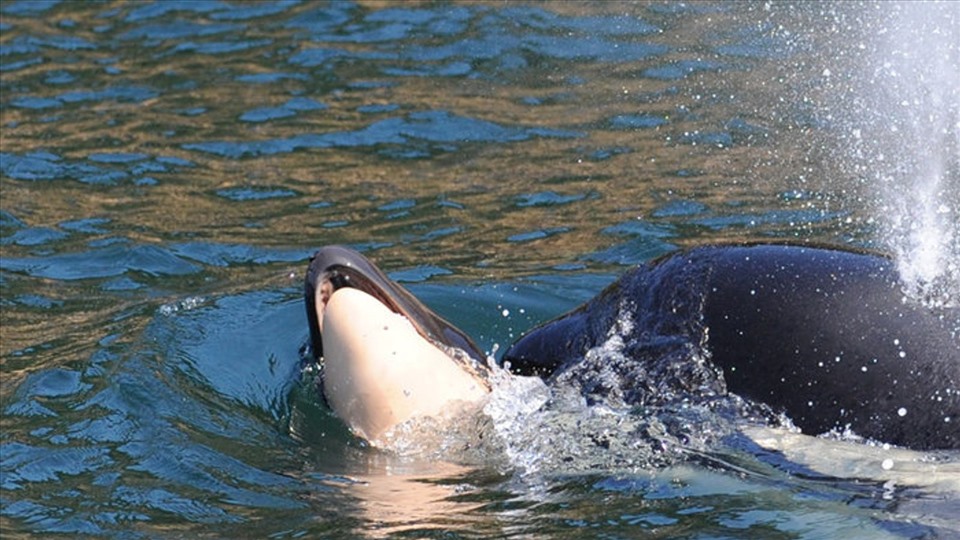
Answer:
305;244;960;450
304;246;491;442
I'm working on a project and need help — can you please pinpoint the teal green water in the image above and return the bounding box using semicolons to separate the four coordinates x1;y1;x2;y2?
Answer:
2;1;958;538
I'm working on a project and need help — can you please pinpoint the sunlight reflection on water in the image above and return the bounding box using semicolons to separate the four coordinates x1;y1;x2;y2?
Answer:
2;1;958;538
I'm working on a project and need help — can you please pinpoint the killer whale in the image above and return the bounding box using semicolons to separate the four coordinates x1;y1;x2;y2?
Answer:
304;246;491;442
305;245;486;365
304;244;960;450
504;243;960;451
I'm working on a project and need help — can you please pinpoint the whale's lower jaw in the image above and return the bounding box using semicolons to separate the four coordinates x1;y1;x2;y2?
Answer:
320;287;489;442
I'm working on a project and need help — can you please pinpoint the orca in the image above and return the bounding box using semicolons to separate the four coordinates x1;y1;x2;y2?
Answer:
504;243;960;451
304;246;490;442
304;243;960;450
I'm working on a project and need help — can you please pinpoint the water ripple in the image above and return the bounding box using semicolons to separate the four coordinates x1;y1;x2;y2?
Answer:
4;2;956;537
184;110;581;158
0;0;62;16
1;151;191;185
0;243;201;280
124;0;229;23
119;20;243;41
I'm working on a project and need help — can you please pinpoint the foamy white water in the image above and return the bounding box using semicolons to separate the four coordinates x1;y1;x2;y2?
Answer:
861;2;960;306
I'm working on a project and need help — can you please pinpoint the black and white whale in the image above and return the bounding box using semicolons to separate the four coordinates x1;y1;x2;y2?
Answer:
304;245;491;441
504;243;960;451
304;243;960;450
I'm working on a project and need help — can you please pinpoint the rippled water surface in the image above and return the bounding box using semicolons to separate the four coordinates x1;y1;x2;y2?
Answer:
2;1;959;538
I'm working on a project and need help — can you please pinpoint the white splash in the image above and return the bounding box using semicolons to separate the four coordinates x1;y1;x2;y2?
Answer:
481;363;552;473
861;2;960;306
158;296;208;315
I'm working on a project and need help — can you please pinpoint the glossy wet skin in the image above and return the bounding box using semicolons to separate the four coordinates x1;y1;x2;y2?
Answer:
306;243;959;450
504;244;960;451
304;246;490;441
304;245;486;365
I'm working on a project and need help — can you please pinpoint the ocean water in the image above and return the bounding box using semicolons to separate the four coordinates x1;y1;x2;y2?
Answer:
2;1;958;538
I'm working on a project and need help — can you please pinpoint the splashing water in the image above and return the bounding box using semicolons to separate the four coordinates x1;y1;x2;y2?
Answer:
377;311;754;478
853;2;960;306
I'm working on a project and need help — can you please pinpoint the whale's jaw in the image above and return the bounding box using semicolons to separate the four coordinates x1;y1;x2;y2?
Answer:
320;287;489;442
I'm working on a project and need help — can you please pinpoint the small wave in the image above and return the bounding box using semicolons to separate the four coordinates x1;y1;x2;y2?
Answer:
158;296;209;316
372;347;749;477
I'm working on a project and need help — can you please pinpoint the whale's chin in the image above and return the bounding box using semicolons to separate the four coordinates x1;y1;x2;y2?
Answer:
321;287;489;443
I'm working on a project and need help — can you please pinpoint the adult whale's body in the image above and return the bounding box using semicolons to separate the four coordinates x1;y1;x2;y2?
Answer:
504;244;960;450
305;244;960;450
